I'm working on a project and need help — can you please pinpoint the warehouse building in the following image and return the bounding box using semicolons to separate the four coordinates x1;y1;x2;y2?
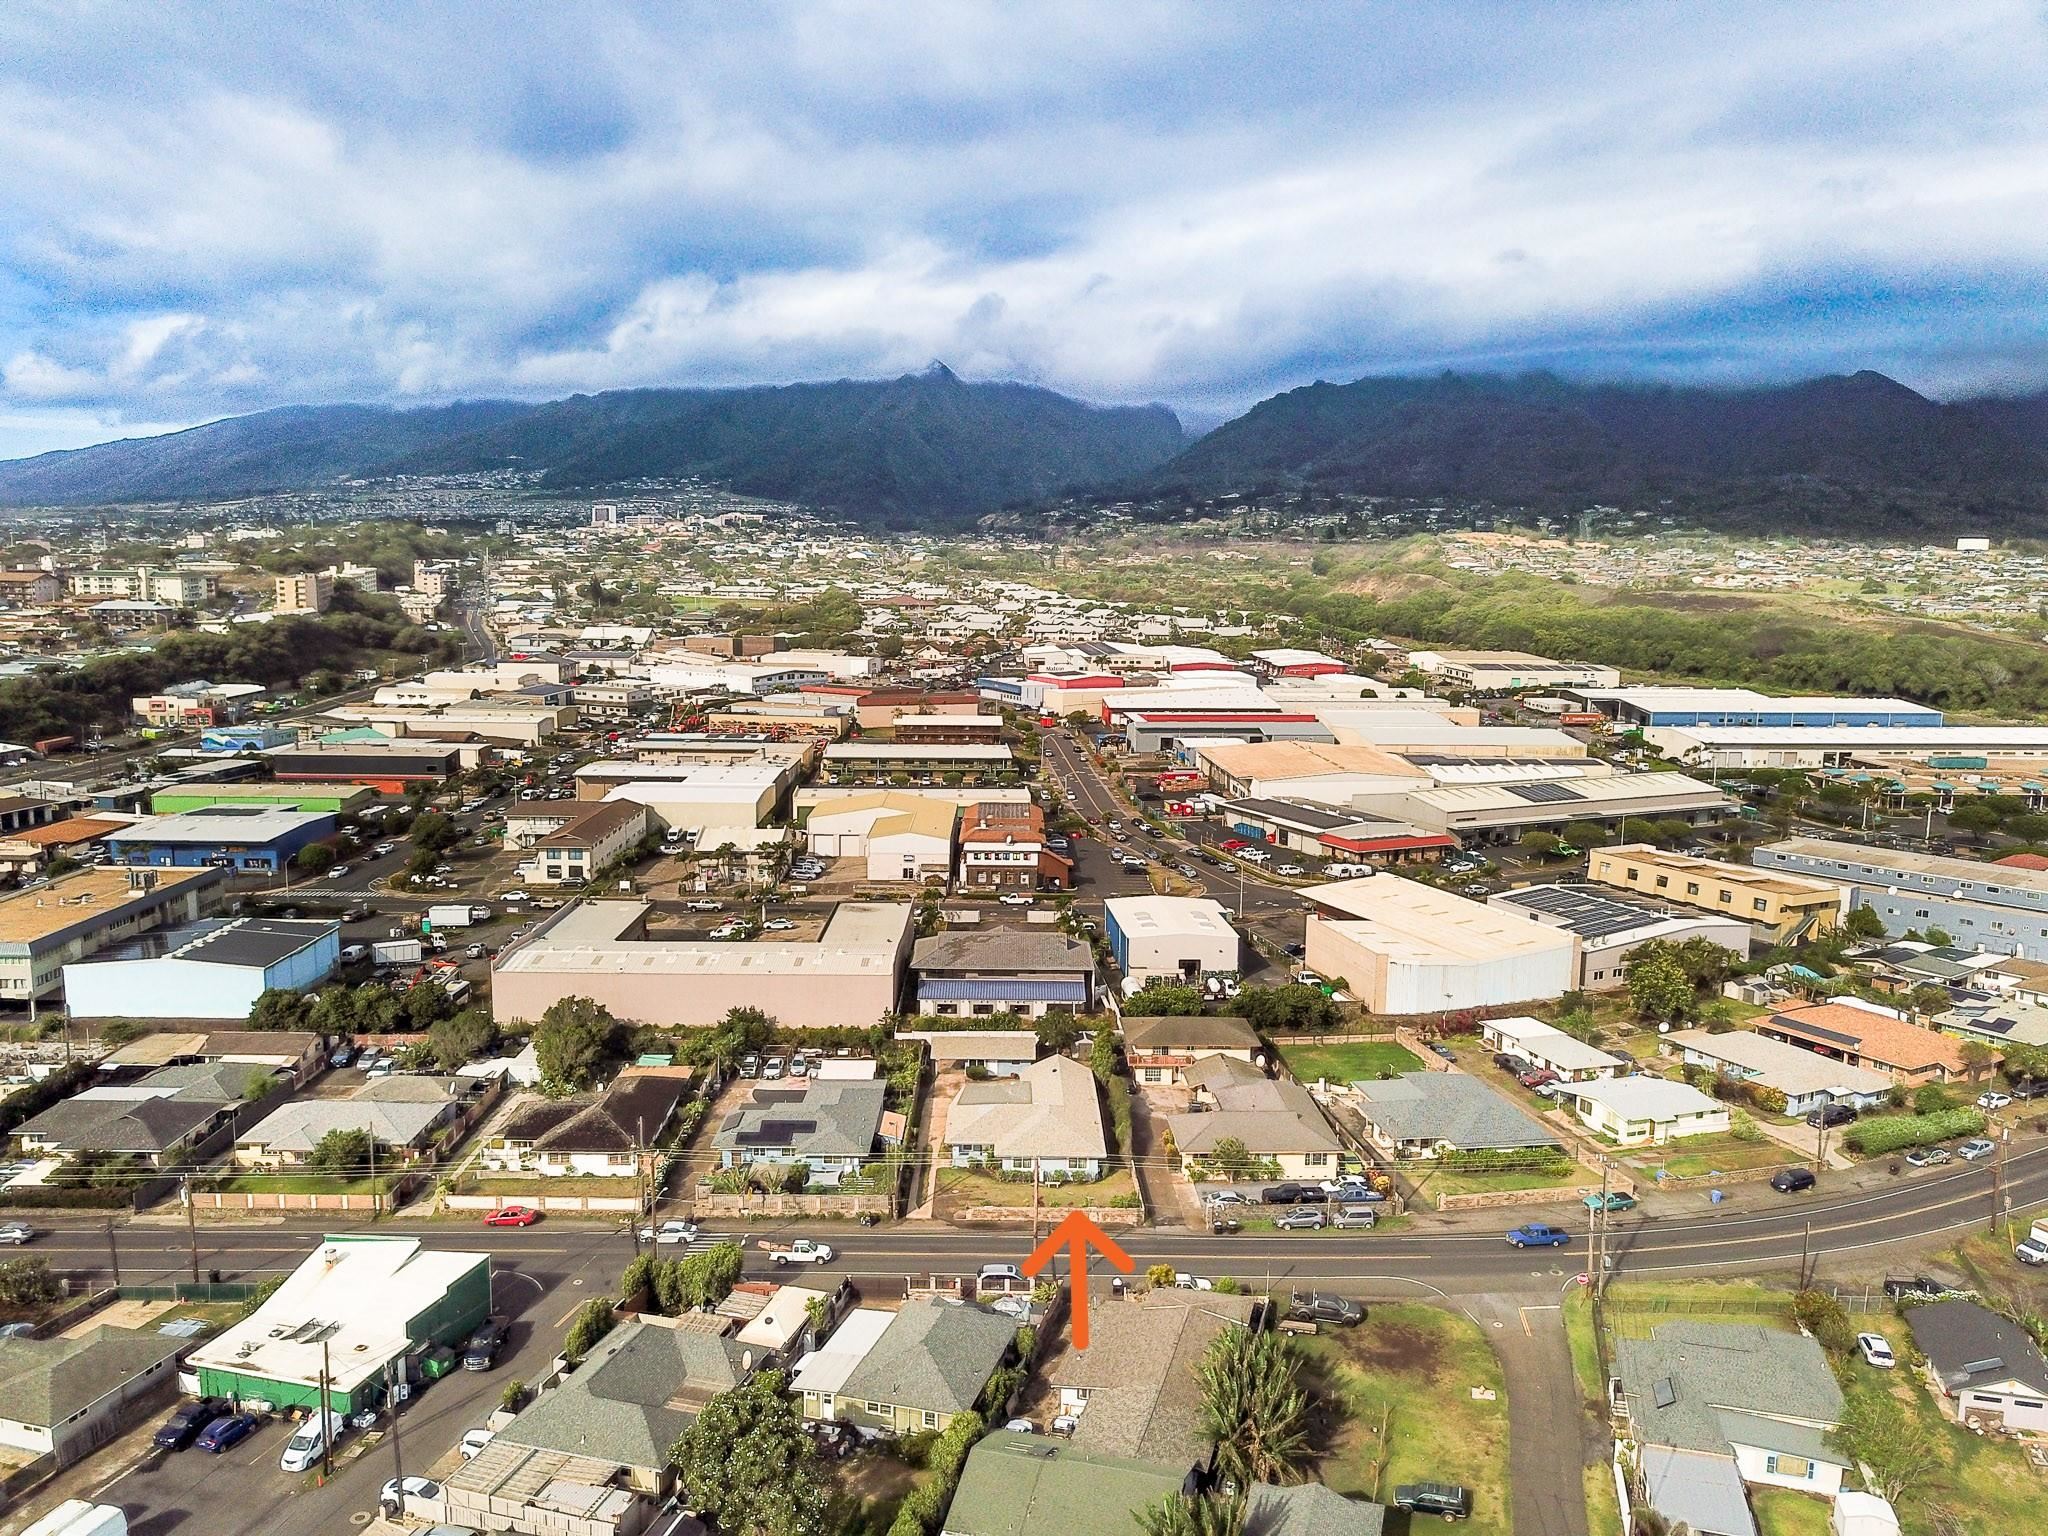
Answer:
1103;896;1241;986
1564;686;1942;730
148;782;377;816
1193;740;1433;806
0;866;224;1015
104;805;337;875
188;1235;491;1414
491;899;914;1029
821;741;1017;784
1404;650;1620;691
1353;771;1731;841
1214;797;1457;863
263;742;460;789
62;916;340;1020
1302;876;1576;1014
516;800;652;887
1646;725;2048;771
1487;883;1750;991
1587;845;1847;944
1754;837;2048;957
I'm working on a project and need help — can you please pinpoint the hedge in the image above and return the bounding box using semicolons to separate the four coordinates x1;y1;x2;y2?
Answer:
888;1410;984;1536
1842;1107;1987;1156
0;1184;136;1210
0;1059;92;1138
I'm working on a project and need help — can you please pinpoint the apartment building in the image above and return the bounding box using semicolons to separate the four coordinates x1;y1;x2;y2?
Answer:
1587;844;1847;944
273;570;334;614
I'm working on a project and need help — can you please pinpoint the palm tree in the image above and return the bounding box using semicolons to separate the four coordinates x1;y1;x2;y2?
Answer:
1136;1492;1246;1536
1197;1328;1314;1485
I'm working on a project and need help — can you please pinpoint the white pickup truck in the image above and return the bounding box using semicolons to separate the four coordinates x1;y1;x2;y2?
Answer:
761;1238;835;1266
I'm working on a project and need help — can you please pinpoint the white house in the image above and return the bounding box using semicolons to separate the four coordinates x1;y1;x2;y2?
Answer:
943;1055;1108;1178
1661;1028;1892;1117
1481;1015;1629;1081
1908;1300;2048;1435
1561;1076;1729;1146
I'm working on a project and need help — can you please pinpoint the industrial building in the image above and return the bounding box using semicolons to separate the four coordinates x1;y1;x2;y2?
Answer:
821;741;1017;784
1193;740;1433;805
0;866;224;1014
802;792;958;882
1353;771;1731;840
1122;712;1336;753
1102;896;1241;986
1587;845;1846;944
263;742;460;788
1754;836;2048;957
1645;725;2048;770
910;929;1097;1017
1302;877;1577;1014
1487;883;1750;991
491;899;914;1029
1404;650;1620;691
1563;686;1942;730
148;781;377;817
188;1235;491;1414
1213;797;1457;863
517;800;652;886
61;917;339;1020
103;805;337;875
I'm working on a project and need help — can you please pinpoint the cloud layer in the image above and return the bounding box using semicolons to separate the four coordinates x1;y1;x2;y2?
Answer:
3;1;2047;456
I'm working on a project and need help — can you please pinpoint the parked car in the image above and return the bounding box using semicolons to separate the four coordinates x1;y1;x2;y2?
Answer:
1331;1206;1378;1230
1427;1041;1457;1062
1202;1188;1251;1206
1804;1103;1858;1129
1275;864;1306;876
1957;1138;1997;1161
1505;1223;1570;1248
1516;1067;1559;1089
1904;1146;1952;1167
1976;1090;2013;1110
379;1477;441;1517
196;1413;259;1453
1260;1183;1311;1205
738;1056;761;1078
459;1427;494;1460
1769;1167;1817;1194
1394;1482;1472;1521
1273;1207;1327;1231
0;1221;36;1245
461;1320;507;1370
1856;1332;1896;1369
761;918;797;932
978;1263;1026;1288
2016;1235;2048;1265
1883;1275;1954;1301
1582;1191;1637;1213
762;1057;787;1080
278;1412;343;1473
1285;1290;1364;1325
484;1205;541;1227
154;1397;233;1450
1493;1053;1533;1075
998;893;1035;907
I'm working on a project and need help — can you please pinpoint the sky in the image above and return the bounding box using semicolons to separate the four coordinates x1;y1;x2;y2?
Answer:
3;1;2048;459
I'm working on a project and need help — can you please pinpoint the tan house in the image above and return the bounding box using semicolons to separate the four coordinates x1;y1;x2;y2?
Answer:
943;1054;1108;1178
1587;845;1846;944
1166;1056;1344;1179
1120;1015;1261;1086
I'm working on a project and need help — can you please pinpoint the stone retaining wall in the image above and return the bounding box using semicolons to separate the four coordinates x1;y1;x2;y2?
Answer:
442;1190;643;1214
951;1204;1142;1226
688;1189;890;1220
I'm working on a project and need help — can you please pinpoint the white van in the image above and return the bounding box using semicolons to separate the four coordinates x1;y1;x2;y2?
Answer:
340;944;368;963
1321;863;1375;880
279;1411;343;1473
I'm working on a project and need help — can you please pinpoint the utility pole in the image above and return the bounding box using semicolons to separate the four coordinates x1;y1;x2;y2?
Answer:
1992;1126;2012;1236
368;1133;377;1221
319;1339;333;1481
103;1219;121;1288
183;1176;200;1286
1799;1220;1813;1291
635;1116;648;1253
1032;1157;1042;1246
1593;1160;1611;1298
384;1359;405;1489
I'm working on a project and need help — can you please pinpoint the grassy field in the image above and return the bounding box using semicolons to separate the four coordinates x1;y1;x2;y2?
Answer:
1600;1278;1798;1340
1753;1488;1834;1536
936;1167;1137;1213
222;1173;393;1196
1299;1303;1512;1536
1280;1039;1424;1084
1563;1289;1624;1536
1651;1132;1799;1179
1411;1161;1589;1199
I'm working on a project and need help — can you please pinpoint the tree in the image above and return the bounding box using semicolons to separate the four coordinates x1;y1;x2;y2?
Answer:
1238;983;1339;1035
293;842;336;875
248;987;315;1032
1089;1025;1123;1084
1197;1327;1313;1485
563;1299;616;1362
670;1370;828;1536
1626;950;1696;1024
1137;1494;1247;1536
1518;829;1562;858
1146;1264;1177;1289
535;996;622;1090
1832;1388;1944;1503
1842;906;1888;941
428;1008;499;1070
1957;1040;1997;1084
1125;983;1204;1016
410;811;460;855
1203;1136;1255;1180
1034;1013;1083;1053
306;1127;375;1177
0;1257;62;1308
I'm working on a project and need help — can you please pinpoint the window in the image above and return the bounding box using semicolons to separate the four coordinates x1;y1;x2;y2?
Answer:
1685;882;1700;896
865;1401;885;1415
1303;1151;1329;1167
921;1410;939;1429
1654;875;1669;889
1753;898;1768;912
1766;1455;1814;1479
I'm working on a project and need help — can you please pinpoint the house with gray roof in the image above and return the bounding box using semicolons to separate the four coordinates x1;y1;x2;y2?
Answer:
713;1079;892;1180
939;1430;1195;1536
1343;1072;1563;1160
1906;1298;2048;1433
1614;1322;1847;1536
0;1325;185;1467
1242;1483;1386;1536
944;1055;1108;1177
1167;1056;1343;1180
1044;1289;1257;1464
232;1084;459;1167
835;1296;1016;1436
911;929;1096;1018
496;1316;758;1492
12;1059;277;1165
1121;1014;1262;1086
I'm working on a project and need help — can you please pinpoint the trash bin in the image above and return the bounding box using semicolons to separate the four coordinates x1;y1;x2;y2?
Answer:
1709;1188;1724;1205
1111;1276;1125;1298
208;1268;222;1285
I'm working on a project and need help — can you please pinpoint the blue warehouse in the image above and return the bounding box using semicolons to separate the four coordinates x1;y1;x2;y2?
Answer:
62;917;341;1020
105;805;338;875
1564;686;1943;731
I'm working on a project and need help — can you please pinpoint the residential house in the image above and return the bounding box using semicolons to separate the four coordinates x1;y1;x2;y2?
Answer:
712;1079;893;1181
1480;1015;1629;1081
792;1308;897;1425
832;1296;1016;1436
1559;1077;1730;1146
956;801;1073;891
910;929;1096;1018
1166;1056;1344;1180
943;1055;1109;1178
1615;1322;1848;1536
1907;1299;2048;1434
1756;1002;1975;1085
482;1071;689;1177
894;1030;1040;1077
939;1431;1196;1536
1343;1072;1564;1160
1980;955;2048;1006
13;1060;276;1167
1120;1014;1262;1087
1044;1289;1258;1462
1661;1029;1893;1116
232;1079;462;1167
1241;1485;1387;1536
98;1028;326;1084
0;1326;186;1468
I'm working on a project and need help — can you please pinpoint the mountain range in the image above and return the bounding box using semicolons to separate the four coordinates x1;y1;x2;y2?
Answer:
4;365;2048;535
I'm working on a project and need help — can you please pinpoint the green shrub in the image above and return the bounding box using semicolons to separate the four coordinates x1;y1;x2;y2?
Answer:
1843;1107;1986;1155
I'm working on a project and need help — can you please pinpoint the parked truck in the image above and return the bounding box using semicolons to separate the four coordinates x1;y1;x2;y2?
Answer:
761;1238;835;1266
372;938;424;967
425;904;488;930
22;1503;127;1536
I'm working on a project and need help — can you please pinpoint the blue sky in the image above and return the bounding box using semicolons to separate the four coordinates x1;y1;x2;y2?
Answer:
3;1;2047;458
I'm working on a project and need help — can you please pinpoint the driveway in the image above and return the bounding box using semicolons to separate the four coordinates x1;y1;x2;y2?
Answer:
1755;1114;1849;1170
1470;1294;1600;1536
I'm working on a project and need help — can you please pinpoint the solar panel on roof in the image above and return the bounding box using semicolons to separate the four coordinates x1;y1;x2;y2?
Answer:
1505;781;1586;804
735;1118;816;1148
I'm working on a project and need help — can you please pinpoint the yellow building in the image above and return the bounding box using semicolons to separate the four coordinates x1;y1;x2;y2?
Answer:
1586;844;1846;944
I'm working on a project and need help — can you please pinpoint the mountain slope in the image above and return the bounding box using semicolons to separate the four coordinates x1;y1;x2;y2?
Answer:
1141;371;2048;532
0;367;1185;520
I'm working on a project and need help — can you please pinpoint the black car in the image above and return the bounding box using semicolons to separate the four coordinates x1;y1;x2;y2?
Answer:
1883;1275;1953;1301
1804;1103;1857;1129
1286;1290;1364;1326
154;1396;234;1450
461;1320;507;1371
1770;1167;1817;1194
1493;1053;1533;1075
1260;1182;1310;1205
1394;1482;1471;1521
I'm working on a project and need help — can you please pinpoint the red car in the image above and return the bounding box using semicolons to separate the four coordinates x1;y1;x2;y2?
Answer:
1220;839;1250;851
484;1205;541;1228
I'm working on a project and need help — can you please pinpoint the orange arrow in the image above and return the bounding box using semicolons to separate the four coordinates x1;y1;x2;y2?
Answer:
1020;1210;1133;1351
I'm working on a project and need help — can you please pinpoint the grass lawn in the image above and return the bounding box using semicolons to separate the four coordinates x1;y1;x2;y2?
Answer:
1561;1289;1605;1407
1411;1162;1589;1199
464;1173;639;1196
1584;1459;1623;1536
938;1167;1137;1213
1753;1488;1834;1536
824;1451;925;1536
223;1173;391;1196
1837;1361;2047;1536
1298;1303;1512;1536
1600;1278;1797;1340
1650;1132;1798;1179
1280;1038;1424;1085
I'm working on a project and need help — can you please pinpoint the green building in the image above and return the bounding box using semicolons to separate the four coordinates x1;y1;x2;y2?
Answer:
149;782;377;817
187;1235;490;1413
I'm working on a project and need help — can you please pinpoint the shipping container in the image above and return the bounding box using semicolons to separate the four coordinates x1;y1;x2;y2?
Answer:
372;939;424;966
32;735;76;755
425;904;478;930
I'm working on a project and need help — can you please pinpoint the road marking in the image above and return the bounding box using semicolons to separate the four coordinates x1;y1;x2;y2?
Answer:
1518;1304;1558;1336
